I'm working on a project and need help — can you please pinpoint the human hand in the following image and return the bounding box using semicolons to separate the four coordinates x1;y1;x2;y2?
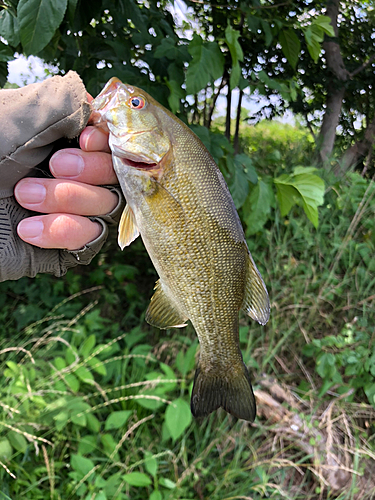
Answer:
15;126;117;251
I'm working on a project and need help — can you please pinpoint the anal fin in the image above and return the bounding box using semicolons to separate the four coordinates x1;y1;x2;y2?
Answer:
145;280;188;329
118;204;140;250
242;252;270;325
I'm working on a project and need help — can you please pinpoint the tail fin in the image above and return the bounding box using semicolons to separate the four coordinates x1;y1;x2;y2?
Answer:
190;362;256;422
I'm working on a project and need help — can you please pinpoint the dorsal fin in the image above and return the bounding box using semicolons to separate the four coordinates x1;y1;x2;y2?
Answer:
146;280;188;329
118;204;140;250
242;252;270;326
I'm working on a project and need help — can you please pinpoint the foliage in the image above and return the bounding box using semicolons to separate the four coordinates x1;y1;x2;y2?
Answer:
303;320;375;404
0;129;374;498
0;2;374;497
195;120;325;231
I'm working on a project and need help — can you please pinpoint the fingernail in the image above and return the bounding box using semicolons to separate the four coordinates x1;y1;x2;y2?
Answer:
81;128;96;151
18;219;44;239
50;150;84;177
15;182;46;204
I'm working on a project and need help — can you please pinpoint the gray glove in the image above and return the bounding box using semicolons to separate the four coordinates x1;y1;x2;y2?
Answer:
0;71;123;282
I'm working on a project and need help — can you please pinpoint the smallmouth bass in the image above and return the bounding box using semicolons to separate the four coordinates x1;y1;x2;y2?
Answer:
91;78;270;422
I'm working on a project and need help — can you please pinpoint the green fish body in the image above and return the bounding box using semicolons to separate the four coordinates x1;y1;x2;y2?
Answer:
92;78;270;422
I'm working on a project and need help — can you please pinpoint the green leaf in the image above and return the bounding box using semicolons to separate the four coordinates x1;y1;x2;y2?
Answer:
154;37;180;59
71;412;87;427
67;0;79;26
144;451;158;477
80;334;96;358
0;439;13;460
159;362;177;383
78;435;97;455
244;180;273;235
87;356;107;376
247;15;260;33
0;10;20;46
274;166;325;227
93;492;106;500
279;29;300;69
176;342;197;376
225;24;243;89
159;477;176;489
260;19;273;46
101;434;118;458
304;27;320;63
122;472;152;487
54;357;66;370
166;79;185;114
165;398;192;441
274;183;298;216
229;164;249;209
75;366;94;384
186;35;224;95
54;411;69;431
64;373;80;392
104;411;132;431
70;454;95;479
150;491;162;500
364;383;375;407
18;0;68;55
316;352;336;379
86;413;101;433
314;15;335;37
234;154;258;184
7;431;27;452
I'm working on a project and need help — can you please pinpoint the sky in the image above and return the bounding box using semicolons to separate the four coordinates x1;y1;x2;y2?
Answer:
7;53;294;124
8;54;57;86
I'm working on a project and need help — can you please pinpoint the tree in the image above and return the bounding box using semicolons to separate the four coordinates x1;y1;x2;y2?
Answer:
0;0;328;231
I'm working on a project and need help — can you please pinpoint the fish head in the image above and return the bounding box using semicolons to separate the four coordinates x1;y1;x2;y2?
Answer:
91;78;171;173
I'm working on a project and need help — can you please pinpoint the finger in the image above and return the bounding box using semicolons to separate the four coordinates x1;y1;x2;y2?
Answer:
15;178;118;216
49;149;117;185
80;126;110;153
17;214;102;250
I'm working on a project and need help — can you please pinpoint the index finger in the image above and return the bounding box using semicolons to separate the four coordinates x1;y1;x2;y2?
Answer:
80;126;111;153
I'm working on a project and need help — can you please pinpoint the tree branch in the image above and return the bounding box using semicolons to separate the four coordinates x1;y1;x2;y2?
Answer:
304;113;317;143
349;53;375;79
205;76;227;128
187;0;291;11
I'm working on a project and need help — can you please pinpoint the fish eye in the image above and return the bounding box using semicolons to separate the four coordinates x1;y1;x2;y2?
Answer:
129;96;145;109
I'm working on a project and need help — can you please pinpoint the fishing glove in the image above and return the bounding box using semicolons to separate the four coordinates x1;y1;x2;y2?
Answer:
0;71;123;282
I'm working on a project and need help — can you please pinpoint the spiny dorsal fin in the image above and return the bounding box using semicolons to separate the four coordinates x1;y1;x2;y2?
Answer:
242;252;270;326
118;204;140;250
145;280;188;329
190;361;256;422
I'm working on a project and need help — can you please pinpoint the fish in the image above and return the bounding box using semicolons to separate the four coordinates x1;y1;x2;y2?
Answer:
91;78;270;422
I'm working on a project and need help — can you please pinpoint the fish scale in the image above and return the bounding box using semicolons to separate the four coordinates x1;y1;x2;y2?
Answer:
92;77;270;422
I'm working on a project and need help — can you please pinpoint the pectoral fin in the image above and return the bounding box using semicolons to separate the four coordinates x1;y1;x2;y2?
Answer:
118;204;140;250
242;252;270;325
146;280;188;329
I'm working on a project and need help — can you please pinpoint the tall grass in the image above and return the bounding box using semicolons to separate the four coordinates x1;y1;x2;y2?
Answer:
0;170;374;499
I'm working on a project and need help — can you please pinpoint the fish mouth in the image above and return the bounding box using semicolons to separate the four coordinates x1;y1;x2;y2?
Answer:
118;156;159;172
112;143;161;173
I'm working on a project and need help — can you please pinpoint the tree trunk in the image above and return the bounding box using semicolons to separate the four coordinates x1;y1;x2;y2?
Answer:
338;116;375;173
317;87;346;164
233;89;243;154
225;85;231;140
317;0;349;166
205;77;226;129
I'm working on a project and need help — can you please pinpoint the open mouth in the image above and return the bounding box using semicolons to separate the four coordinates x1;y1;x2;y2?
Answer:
118;157;159;171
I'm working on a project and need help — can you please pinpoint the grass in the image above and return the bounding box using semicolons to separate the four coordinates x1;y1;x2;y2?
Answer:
0;172;374;500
